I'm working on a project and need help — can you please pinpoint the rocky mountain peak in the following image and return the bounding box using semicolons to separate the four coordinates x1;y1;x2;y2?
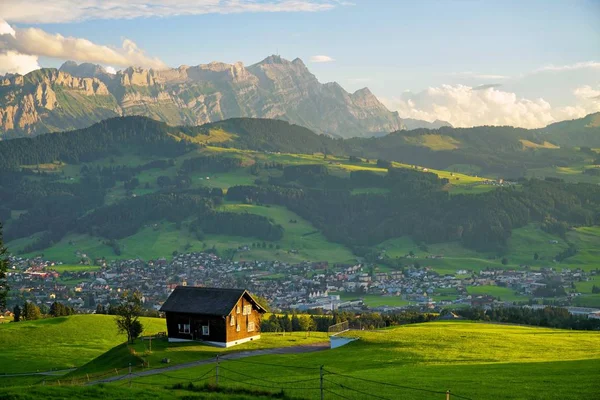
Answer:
0;55;405;139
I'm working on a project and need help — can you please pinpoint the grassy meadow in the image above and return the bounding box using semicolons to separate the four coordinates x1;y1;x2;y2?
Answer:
108;322;600;399
3;317;600;399
0;315;166;375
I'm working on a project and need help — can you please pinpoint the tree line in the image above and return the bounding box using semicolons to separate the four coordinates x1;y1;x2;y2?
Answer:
454;306;600;330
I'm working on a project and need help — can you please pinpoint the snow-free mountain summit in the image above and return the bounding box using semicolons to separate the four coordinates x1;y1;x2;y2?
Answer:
0;55;406;139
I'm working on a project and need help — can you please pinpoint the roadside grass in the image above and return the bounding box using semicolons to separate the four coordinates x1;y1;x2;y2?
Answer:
119;322;600;400
0;315;166;374
68;331;328;380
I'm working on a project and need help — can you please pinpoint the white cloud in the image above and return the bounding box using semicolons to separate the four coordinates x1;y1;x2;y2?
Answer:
534;61;600;73
0;51;41;75
450;71;509;80
0;0;343;24
381;84;600;129
0;18;166;70
105;66;117;74
0;19;15;36
310;55;335;63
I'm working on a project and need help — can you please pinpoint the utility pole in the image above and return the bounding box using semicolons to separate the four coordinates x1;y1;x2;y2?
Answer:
320;365;324;400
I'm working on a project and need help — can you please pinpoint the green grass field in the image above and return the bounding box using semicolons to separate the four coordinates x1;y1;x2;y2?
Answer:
2;318;600;399
0;315;166;374
118;322;600;400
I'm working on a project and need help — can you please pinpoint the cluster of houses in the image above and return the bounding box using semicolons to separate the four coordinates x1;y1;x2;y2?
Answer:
5;252;599;319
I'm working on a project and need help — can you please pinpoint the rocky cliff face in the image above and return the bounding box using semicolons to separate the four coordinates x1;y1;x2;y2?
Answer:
0;55;404;139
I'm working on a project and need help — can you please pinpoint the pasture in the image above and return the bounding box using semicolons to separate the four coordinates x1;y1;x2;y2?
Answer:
0;315;166;374
118;322;600;400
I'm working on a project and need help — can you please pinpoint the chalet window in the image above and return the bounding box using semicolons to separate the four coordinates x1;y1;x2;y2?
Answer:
243;305;252;315
178;323;190;334
247;321;255;332
202;325;209;336
236;306;241;314
230;315;235;326
236;323;241;332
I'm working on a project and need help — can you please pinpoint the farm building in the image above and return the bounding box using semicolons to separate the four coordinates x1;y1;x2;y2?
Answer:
160;286;267;347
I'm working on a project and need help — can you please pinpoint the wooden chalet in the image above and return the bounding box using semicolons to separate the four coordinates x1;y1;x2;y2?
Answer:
160;286;267;347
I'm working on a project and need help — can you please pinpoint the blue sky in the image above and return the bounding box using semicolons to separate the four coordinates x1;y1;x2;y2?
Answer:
1;0;599;127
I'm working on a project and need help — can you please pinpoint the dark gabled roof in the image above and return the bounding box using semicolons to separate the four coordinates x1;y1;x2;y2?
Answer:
159;286;266;316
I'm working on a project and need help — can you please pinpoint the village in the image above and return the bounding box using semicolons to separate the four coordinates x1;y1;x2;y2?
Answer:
5;251;599;320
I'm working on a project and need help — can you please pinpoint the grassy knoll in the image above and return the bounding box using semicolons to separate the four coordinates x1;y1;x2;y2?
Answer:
0;315;166;374
119;322;600;400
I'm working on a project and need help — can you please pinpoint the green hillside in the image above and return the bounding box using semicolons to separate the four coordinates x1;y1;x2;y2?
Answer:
0;315;166;374
2;319;599;399
2;116;600;308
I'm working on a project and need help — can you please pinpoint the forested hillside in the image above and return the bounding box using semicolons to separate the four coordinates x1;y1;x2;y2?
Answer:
1;115;599;265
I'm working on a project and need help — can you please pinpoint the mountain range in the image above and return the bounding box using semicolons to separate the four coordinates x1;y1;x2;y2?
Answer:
0;55;418;139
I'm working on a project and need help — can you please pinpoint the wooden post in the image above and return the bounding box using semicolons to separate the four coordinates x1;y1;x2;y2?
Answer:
446;390;450;400
129;362;132;388
215;355;219;387
86;374;90;382
320;365;324;400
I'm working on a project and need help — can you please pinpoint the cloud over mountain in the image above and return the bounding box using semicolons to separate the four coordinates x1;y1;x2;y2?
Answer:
382;83;600;129
0;18;166;74
310;55;335;63
0;0;343;24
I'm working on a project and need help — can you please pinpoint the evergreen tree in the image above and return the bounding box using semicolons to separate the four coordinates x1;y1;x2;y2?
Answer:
13;305;21;322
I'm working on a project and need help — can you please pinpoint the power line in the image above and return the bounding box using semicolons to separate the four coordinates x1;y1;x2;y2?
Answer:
324;378;392;400
324;388;353;400
224;357;319;370
218;366;320;389
324;368;468;398
218;374;319;391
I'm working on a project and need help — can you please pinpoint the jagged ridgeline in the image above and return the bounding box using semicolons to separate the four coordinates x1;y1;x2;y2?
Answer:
0;55;404;139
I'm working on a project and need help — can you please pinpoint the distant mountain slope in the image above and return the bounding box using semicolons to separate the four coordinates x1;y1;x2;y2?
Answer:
401;118;453;130
0;56;403;139
538;112;600;147
1;113;597;179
